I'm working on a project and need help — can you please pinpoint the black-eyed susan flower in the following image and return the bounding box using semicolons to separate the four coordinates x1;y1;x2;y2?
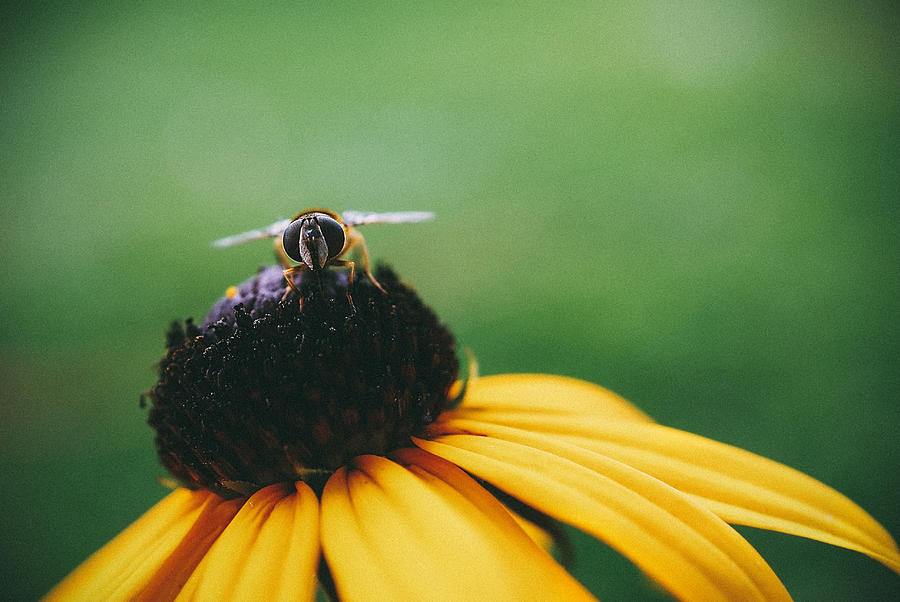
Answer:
46;266;900;601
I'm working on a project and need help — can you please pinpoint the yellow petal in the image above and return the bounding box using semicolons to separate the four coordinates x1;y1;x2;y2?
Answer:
320;450;595;602
177;482;320;602
506;507;555;554
44;489;243;602
415;429;791;602
319;465;409;599
447;409;900;574
458;373;652;422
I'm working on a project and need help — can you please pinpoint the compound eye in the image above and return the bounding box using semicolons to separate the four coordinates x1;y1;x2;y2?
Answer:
282;218;305;263
317;215;346;259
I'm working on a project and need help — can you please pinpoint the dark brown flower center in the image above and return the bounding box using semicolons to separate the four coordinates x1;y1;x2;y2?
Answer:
145;265;458;498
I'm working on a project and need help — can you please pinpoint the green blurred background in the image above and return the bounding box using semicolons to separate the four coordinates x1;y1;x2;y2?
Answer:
2;2;898;599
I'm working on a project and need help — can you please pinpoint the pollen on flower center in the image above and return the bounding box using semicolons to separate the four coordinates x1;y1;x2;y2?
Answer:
146;265;459;498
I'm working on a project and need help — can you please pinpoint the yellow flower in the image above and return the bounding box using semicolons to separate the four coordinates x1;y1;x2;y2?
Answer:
46;372;900;601
46;267;900;601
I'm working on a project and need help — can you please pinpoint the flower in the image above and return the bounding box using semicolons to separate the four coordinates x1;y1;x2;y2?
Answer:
46;266;900;601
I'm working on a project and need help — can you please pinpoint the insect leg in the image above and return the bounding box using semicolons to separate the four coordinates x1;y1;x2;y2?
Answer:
281;265;308;302
329;259;357;313
343;228;387;294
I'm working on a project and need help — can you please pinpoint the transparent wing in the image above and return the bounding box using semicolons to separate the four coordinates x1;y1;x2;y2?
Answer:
212;210;434;248
341;210;435;227
211;218;293;248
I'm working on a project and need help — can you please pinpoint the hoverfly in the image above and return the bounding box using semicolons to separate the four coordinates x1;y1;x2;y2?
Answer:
213;208;434;306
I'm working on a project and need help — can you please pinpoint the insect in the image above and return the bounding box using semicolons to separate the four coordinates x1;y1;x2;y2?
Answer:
213;208;434;306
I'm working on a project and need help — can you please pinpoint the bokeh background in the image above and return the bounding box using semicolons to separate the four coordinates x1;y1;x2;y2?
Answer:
2;2;898;600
